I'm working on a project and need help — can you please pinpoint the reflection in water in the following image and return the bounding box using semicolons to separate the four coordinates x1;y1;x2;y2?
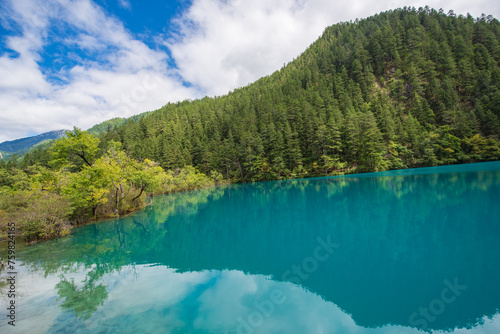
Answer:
2;266;500;334
55;266;108;320
1;162;500;333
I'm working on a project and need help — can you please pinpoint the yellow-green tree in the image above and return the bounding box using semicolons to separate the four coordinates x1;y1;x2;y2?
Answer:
50;127;100;170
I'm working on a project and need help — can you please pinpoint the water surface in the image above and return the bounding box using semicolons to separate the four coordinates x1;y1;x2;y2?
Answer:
1;162;500;333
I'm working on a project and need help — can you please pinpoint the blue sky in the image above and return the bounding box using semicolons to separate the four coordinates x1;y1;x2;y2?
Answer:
1;0;499;143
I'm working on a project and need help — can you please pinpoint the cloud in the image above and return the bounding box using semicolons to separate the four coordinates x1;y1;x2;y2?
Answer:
1;0;499;142
117;0;131;10
0;0;197;143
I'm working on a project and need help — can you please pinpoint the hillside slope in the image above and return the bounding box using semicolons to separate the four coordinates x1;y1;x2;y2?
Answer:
0;130;68;160
0;130;67;153
86;117;128;136
97;7;500;182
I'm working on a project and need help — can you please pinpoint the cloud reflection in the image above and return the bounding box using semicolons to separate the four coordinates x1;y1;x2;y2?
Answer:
2;265;500;333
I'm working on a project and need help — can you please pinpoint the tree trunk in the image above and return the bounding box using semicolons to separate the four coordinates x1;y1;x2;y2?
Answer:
132;186;145;202
115;188;120;216
77;151;92;166
237;158;244;181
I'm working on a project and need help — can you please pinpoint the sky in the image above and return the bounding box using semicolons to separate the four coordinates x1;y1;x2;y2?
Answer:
0;0;499;143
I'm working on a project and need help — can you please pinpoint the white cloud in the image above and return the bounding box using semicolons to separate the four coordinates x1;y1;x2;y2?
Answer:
117;0;131;11
0;0;499;143
0;0;197;143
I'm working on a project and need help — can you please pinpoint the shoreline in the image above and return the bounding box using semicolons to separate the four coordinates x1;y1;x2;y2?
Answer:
2;159;498;246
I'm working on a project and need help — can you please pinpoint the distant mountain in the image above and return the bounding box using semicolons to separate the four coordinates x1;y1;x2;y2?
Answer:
0;130;67;160
86;117;128;136
0;118;133;161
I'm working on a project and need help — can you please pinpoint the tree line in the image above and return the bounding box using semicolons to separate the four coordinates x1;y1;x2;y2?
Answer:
0;129;223;241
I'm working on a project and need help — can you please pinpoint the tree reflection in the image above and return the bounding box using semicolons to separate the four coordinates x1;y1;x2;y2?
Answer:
55;266;108;320
15;186;225;320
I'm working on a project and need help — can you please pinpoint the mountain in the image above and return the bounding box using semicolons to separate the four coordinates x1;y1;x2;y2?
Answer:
95;7;500;181
0;130;68;160
17;8;500;180
0;130;67;153
0;117;135;161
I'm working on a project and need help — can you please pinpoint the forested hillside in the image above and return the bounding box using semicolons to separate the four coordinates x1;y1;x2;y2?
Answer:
86;117;128;137
98;7;500;181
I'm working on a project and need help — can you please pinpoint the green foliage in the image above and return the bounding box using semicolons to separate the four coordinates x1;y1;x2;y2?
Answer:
50;127;100;170
161;166;219;193
91;8;500;180
86;117;127;137
129;158;165;201
462;134;500;161
1;133;221;242
63;163;112;219
0;188;72;241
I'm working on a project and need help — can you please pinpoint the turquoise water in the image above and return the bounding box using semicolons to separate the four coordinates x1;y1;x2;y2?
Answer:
1;162;500;333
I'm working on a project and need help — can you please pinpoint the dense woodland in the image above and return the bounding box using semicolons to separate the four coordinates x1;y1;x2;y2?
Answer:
99;7;500;180
1;7;500;240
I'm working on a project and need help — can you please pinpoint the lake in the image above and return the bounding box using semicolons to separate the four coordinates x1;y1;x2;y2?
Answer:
1;162;500;333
